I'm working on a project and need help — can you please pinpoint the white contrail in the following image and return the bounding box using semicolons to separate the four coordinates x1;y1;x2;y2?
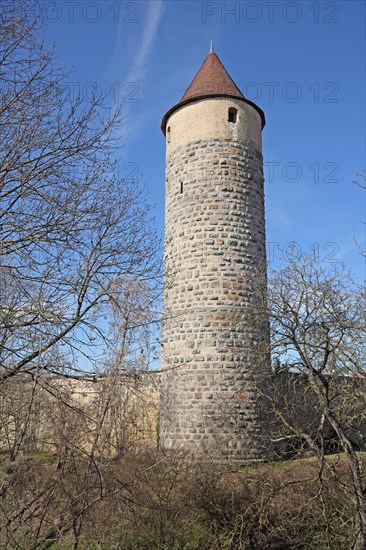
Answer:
127;0;164;84
112;0;164;137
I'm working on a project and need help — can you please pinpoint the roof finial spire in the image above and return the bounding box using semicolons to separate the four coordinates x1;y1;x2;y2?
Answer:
210;39;213;53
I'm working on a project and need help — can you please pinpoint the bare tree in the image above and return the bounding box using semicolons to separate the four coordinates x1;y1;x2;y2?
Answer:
0;2;160;385
262;252;366;549
0;4;162;546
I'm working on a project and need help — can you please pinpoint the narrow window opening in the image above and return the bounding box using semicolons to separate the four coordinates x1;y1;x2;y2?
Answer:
228;107;238;123
167;126;171;143
180;181;183;194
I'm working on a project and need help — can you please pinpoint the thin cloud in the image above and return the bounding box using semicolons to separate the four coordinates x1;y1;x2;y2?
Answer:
127;0;165;84
113;0;164;138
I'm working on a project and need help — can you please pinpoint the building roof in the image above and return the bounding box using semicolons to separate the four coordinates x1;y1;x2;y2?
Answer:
181;51;245;102
161;50;265;135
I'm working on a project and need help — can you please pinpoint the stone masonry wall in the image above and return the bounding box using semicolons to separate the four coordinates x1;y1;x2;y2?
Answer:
160;136;271;462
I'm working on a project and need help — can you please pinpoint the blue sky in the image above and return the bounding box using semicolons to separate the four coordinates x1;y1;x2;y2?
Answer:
36;0;365;281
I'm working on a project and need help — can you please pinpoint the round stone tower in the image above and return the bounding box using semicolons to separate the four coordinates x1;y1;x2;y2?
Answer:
160;48;270;462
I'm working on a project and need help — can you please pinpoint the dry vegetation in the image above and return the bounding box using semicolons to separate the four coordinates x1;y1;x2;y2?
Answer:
1;450;365;549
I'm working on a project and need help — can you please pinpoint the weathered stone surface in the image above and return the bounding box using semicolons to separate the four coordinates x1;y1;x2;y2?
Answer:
160;99;270;463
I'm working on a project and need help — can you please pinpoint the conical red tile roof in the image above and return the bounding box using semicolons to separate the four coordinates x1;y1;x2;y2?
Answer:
181;51;245;102
161;50;265;134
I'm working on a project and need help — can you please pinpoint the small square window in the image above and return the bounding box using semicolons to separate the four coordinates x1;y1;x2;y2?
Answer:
228;108;238;123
